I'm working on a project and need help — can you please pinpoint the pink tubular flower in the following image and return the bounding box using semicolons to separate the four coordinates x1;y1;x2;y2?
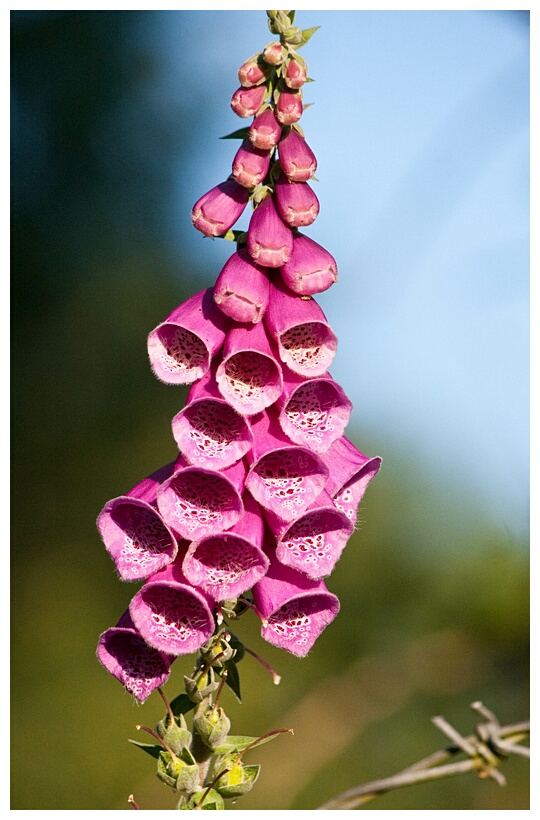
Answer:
264;490;354;580
238;55;270;87
97;462;178;582
171;363;253;470
320;436;382;524
278;129;317;182
213;247;271;324
231;84;267;118
147;288;231;385
245;409;328;521
129;562;215;656
274;175;320;227
156;456;246;541
264;278;338;376
283;56;307;89
182;492;268;601
247;194;293;268
262;41;285;66
216;319;283;415
280;233;338;296
277;370;352;453
249;108;282;151
96;611;173;702
252;555;340;657
232;140;271;189
191;179;249;237
275;89;303;125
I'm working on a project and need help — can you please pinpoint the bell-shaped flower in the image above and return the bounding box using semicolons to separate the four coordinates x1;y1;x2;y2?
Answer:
252;554;340;657
97;462;178;581
249;108;282;150
275;88;303;125
245;409;328;521
129;562;215;656
96;610;173;702
274;175;320;227
280;233;338;296
215;320;283;416
213;247;271;324
277;369;352;453
156;456;246;541
320;436;382;524
262;41;285;66
247;194;293;268
278;129;317;182
182;492;269;601
264;490;354;580
231;140;271;189
191;180;249;237
147;288;231;385
283;55;307;89
238;55;271;87
231;84;267;118
171;363;253;470
264;278;338;377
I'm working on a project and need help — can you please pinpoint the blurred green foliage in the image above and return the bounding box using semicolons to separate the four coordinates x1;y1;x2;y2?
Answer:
11;11;529;810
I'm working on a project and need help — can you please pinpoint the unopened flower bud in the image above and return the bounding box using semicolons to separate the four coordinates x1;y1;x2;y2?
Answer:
238;54;271;87
155;718;192;756
184;668;220;703
276;88;303;125
283;55;307;89
214;247;271;324
283;25;303;46
213;755;261;799
232;139;271;189
249;108;282;150
157;752;200;793
193;705;231;751
274;174;320;227
231;84;267;118
247;194;293;268
278;129;317;181
263;40;285;65
191;180;249;237
280;233;338;296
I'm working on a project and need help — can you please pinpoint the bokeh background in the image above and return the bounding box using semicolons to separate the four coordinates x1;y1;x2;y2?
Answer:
11;9;529;811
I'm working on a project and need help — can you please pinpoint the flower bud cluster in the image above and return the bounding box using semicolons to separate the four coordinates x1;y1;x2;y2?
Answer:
96;11;381;708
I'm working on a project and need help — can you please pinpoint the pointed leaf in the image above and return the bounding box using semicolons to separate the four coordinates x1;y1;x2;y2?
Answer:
169;692;196;717
214;729;290;755
222;659;241;702
220;127;250;140
127;738;162;760
297;26;320;48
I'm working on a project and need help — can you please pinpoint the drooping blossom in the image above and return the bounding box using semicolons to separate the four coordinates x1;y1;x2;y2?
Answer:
97;462;178;581
264;278;338;376
320;436;383;524
280;232;338;296
129;561;215;656
262;41;285;66
213;247;271;324
147;288;230;385
238;55;271;87
245;409;328;521
215;319;283;415
191;179;249;237
249;108;282;150
277;369;352;453
252;553;340;657
231;84;267;118
231;140;271;189
274;174;320;227
275;88;303;125
246;194;293;268
283;55;307;89
278;129;317;182
182;492;268;601
96;611;173;702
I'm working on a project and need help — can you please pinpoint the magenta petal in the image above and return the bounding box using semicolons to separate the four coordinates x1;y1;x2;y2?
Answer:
280;233;338;296
275;88;303;125
97;463;178;581
147;289;231;385
232;140;271;189
96;611;172;702
182;492;269;601
252;556;340;657
216;320;283;415
245;409;328;521
278;129;317;182
274;175;320;227
156;458;245;541
264;279;338;376
247;195;293;268
191;180;249;237
214;247;271;324
231;84;267;118
129;564;215;656
277;370;353;453
265;490;354;580
249;108;282;150
172;366;253;469
320;436;382;524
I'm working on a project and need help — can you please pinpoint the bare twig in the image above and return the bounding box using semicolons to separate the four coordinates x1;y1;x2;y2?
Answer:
316;703;529;810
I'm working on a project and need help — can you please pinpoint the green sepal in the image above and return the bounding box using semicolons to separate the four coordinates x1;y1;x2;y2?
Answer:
297;26;320;49
157;750;199;793
225;631;245;663
127;738;162;760
220;127;250;140
288;10;296;23
193;705;231;751
184;788;225;810
169;693;196;717
220;229;246;243
217;764;261;799
184;669;220;704
160;722;192;756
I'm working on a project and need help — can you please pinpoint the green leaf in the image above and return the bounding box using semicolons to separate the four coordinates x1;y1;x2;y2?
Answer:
169;693;196;717
288;11;296;23
214;731;289;755
222;659;241;702
127;738;162;760
220;229;245;242
220;127;250;140
297;26;320;49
